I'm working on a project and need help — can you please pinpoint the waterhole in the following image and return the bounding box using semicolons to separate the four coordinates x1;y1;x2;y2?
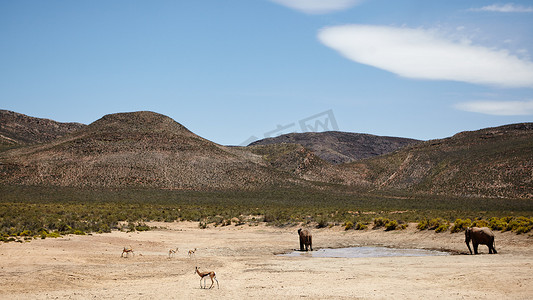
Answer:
278;246;450;258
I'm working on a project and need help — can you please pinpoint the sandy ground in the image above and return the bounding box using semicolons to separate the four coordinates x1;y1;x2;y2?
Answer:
1;222;532;299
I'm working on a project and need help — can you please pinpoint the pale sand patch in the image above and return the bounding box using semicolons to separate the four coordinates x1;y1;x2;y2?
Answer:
1;222;532;299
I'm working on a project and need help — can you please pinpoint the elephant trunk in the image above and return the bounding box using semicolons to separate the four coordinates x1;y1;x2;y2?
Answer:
465;241;473;255
465;228;473;255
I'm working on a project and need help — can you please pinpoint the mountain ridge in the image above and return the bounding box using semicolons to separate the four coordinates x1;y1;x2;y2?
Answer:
249;131;420;164
1;110;531;199
0;110;85;149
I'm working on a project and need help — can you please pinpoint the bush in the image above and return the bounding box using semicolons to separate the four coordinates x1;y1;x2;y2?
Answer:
471;219;489;228
344;221;354;230
506;217;533;234
451;218;472;233
417;219;428;230
428;218;446;230
435;223;449;233
373;217;389;229
316;217;328;229
355;222;368;230
19;230;32;237
418;218;449;232
385;220;398;231
135;223;150;231
489;217;507;231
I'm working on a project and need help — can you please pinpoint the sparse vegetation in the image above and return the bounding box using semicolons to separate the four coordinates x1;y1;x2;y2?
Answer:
0;184;532;242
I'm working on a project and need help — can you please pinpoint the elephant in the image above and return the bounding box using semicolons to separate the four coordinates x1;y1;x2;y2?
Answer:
465;227;497;255
298;228;313;251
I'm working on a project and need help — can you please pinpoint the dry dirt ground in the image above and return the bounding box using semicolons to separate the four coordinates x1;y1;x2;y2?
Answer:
1;222;532;299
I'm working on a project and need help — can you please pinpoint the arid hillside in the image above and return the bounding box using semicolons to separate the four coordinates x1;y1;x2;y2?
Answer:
349;123;533;199
1;110;531;199
0;110;85;149
250;131;420;164
0;111;315;190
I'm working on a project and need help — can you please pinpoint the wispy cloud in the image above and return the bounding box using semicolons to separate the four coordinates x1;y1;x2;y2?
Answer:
269;0;363;14
318;25;533;88
472;3;533;13
455;100;533;115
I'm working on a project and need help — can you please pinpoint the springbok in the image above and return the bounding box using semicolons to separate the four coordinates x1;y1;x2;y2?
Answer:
195;266;219;289
188;248;197;258
121;246;134;258
168;247;179;258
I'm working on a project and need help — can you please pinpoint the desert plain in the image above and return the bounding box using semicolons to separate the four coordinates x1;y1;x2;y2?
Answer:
1;221;532;299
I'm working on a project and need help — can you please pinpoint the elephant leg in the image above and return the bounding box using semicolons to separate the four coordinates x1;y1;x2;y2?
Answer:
309;237;313;251
300;239;304;251
490;241;497;254
473;243;479;254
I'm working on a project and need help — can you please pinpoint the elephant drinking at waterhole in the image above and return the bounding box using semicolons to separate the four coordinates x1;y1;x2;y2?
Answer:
298;228;312;251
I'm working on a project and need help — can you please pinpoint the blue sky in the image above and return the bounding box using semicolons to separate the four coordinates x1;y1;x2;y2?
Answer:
1;0;532;145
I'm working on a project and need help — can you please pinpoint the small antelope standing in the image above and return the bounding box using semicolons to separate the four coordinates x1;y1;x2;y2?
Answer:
121;246;134;258
168;247;179;258
188;248;197;258
195;266;219;289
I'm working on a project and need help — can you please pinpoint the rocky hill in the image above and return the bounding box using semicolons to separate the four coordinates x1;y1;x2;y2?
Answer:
1;110;531;199
0;110;85;149
348;123;533;199
0;111;308;190
249;131;420;164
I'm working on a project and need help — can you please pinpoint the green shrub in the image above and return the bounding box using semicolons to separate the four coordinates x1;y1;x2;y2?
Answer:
316;217;328;229
355;222;368;230
435;223;449;233
471;219;489;228
73;230;85;235
373;217;390;229
46;231;61;238
344;221;354;230
489;217;507;231
19;230;32;237
506;217;533;234
451;218;472;233
428;218;446;230
417;219;428;230
135;223;150;231
385;220;398;231
418;218;448;232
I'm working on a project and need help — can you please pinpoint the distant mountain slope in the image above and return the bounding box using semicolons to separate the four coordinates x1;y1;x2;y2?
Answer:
249;131;420;164
0;110;85;148
349;123;533;199
1;110;531;199
0;111;302;190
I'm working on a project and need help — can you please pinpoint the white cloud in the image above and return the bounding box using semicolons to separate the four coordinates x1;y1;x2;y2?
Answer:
270;0;363;14
317;25;533;88
455;100;533;115
473;3;533;13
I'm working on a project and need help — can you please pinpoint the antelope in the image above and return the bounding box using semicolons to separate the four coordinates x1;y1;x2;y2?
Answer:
168;247;179;258
195;266;219;289
121;246;134;258
188;248;197;258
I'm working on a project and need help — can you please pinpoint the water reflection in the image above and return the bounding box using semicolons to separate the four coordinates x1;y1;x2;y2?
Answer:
278;246;449;258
